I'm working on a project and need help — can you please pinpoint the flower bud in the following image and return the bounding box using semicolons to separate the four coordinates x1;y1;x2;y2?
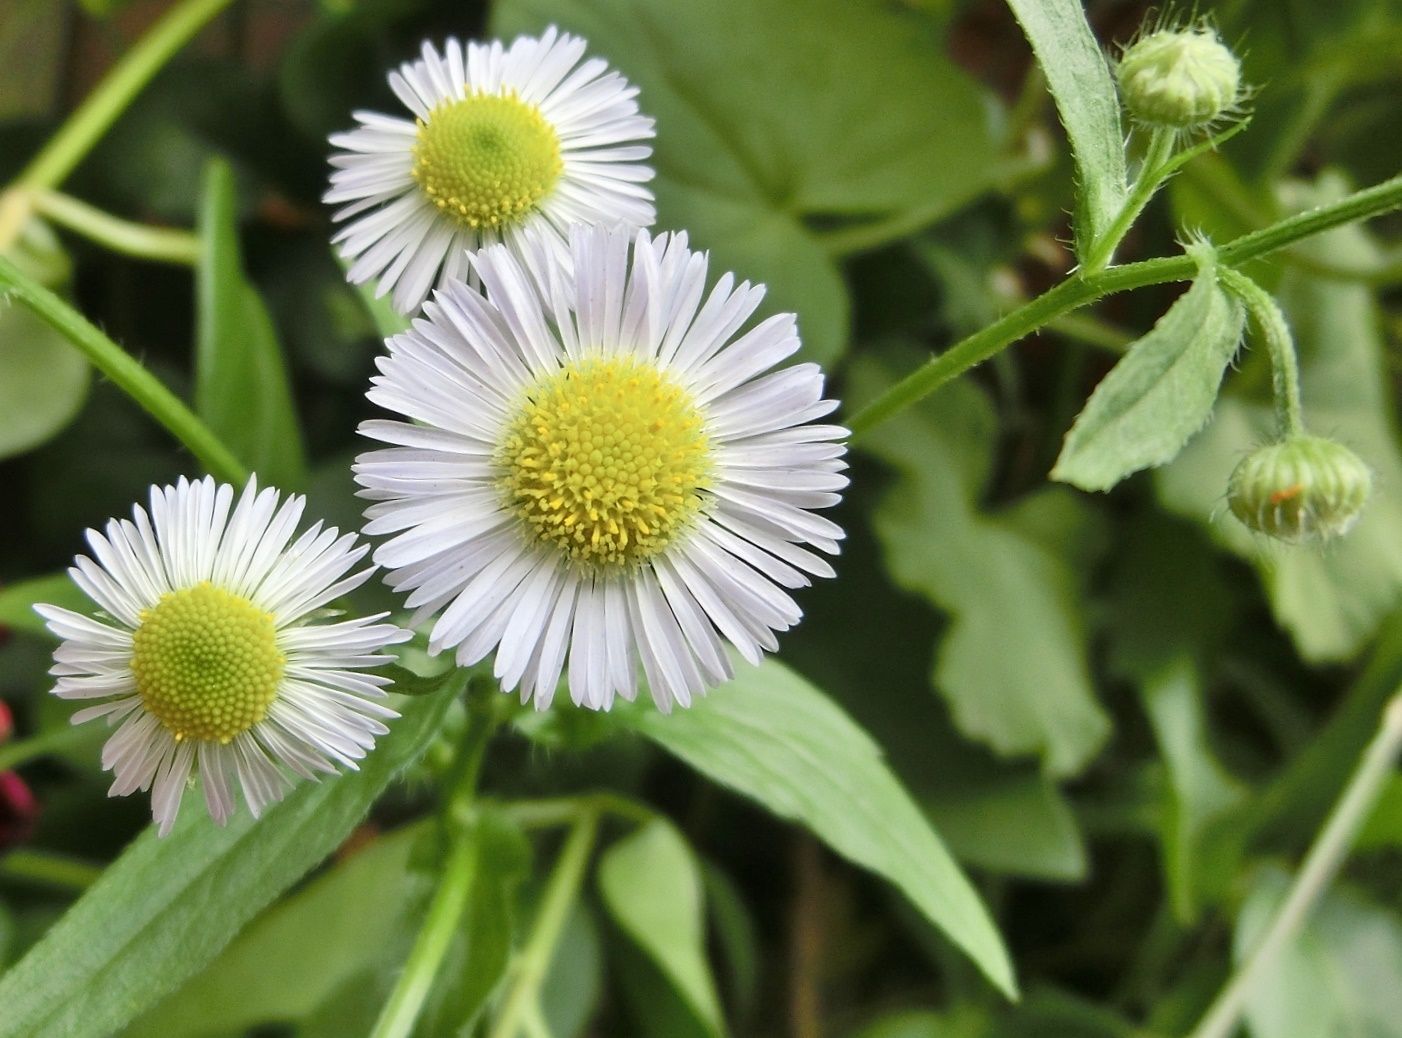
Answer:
1118;26;1242;129
1228;436;1372;544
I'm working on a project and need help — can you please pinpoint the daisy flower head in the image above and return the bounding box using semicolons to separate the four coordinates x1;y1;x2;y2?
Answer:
326;26;656;315
355;224;848;713
36;477;409;836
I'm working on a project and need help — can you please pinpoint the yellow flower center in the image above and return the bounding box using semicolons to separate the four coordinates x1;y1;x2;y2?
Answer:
411;91;563;231
130;582;285;744
497;356;712;568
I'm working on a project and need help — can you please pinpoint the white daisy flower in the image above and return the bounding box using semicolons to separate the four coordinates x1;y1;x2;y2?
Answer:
36;477;410;836
326;26;656;315
355;224;848;712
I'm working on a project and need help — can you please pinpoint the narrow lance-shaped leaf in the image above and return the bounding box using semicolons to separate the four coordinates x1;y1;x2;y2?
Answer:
1053;244;1244;491
598;820;726;1037
0;678;460;1038
617;659;1017;997
1004;0;1128;259
196;159;307;489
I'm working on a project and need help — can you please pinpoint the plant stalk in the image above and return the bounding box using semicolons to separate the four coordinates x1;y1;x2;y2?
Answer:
1083;127;1178;274
1217;267;1305;438
1186;692;1402;1038
32;191;201;266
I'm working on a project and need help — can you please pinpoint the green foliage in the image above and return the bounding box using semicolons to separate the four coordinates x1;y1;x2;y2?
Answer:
1004;0;1128;258
493;0;1006;365
0;681;457;1038
1053;244;1245;491
856;359;1109;777
195;160;306;489
617;658;1015;997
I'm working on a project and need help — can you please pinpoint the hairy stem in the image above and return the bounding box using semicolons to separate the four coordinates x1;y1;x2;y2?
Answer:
1083;127;1177;274
488;807;601;1038
13;0;236;193
32;191;201;266
1187;693;1402;1038
847;171;1402;440
1217;267;1304;438
0;254;247;484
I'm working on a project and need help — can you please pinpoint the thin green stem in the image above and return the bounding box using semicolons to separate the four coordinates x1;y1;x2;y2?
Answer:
1083;127;1177;274
368;703;497;1038
12;0;236;193
1187;692;1402;1038
488;807;601;1038
847;171;1402;440
0;723;96;773
503;791;655;830
0;254;246;484
1218;267;1304;438
0;849;103;892
32;190;201;266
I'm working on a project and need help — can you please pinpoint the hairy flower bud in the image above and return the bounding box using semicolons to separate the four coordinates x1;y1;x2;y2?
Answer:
1228;436;1372;544
1118;27;1242;129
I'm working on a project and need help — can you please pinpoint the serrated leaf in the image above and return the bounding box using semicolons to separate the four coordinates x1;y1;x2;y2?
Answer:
1157;174;1402;661
196;160;306;489
493;0;1007;364
598;819;725;1037
1053;246;1244;491
617;658;1016;997
1237;866;1402;1038
1004;0;1128;258
0;680;459;1038
855;357;1110;777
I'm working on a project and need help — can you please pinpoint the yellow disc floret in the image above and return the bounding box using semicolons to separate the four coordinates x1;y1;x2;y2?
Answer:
130;582;285;744
411;91;563;231
497;355;712;568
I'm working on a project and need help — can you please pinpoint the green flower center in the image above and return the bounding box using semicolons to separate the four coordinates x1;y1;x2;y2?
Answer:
497;356;712;568
130;582;285;744
411;91;564;231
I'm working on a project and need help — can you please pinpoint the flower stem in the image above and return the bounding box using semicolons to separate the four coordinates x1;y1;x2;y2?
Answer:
488;806;601;1038
12;0;236;193
1083;127;1178;274
1217;267;1304;439
0;723;98;774
846;171;1402;440
1187;692;1402;1038
0;849;103;892
368;701;497;1038
0;253;247;484
31;190;201;266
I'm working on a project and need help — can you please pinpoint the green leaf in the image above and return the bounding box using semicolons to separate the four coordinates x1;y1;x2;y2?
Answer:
1053;246;1244;491
0;680;459;1038
926;772;1085;883
127;823;426;1037
540;901;604;1038
0;218;88;461
493;0;1006;364
1356;776;1402;851
598;819;725;1037
1236;866;1402;1038
1157;173;1402;661
1138;658;1248;922
0;572;83;638
701;863;759;1022
195;160;306;489
617;658;1016;997
855;357;1110;777
1004;0;1129;258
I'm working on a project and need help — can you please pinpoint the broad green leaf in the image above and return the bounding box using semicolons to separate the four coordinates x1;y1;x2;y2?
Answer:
196;160;306;489
598;820;725;1037
855;358;1110;777
494;0;1006;364
0;572;83;638
617;658;1016;997
1138;658;1248;922
540;901;604;1038
1157;174;1402;661
0;218;88;461
1004;0;1128;258
1236;866;1402;1038
0;680;459;1038
1053;246;1244;491
127;823;426;1037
